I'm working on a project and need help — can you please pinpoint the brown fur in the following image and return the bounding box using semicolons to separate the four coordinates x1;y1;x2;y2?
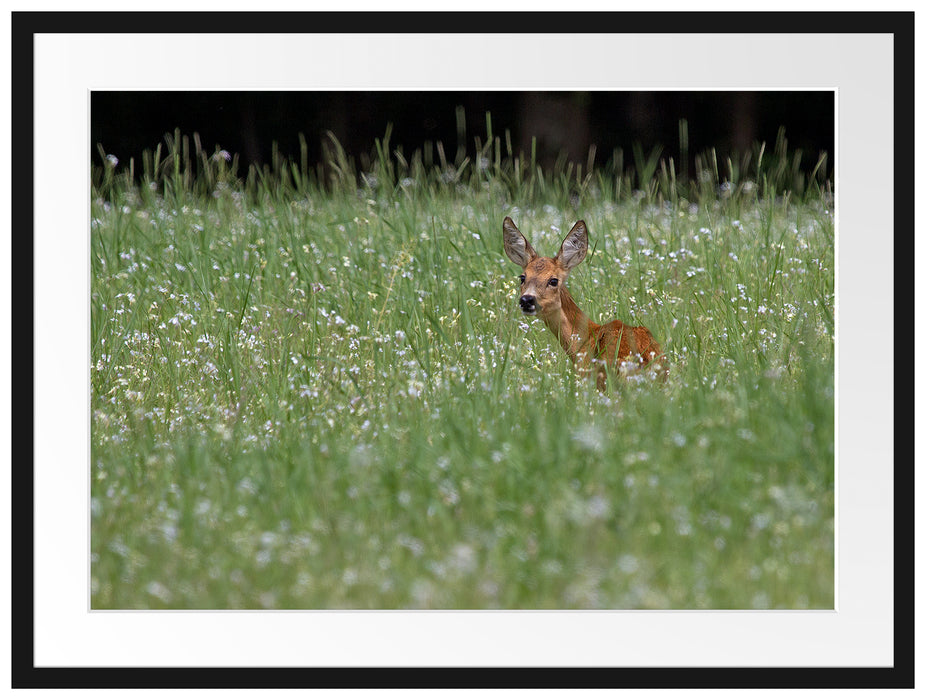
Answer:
503;217;667;391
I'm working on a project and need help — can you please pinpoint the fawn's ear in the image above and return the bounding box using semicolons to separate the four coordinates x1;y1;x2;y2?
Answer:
557;220;588;271
502;217;537;267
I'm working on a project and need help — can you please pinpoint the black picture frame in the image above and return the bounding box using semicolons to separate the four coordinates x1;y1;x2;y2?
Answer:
11;9;914;690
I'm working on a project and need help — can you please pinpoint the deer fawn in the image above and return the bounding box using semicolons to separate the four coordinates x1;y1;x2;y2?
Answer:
503;217;666;391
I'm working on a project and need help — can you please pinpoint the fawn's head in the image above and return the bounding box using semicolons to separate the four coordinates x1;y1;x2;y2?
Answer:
503;217;588;318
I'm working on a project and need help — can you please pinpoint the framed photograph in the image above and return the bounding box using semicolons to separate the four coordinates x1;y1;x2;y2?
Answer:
13;8;912;690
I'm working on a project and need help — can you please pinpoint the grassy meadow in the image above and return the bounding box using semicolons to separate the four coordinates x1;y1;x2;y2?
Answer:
90;124;834;609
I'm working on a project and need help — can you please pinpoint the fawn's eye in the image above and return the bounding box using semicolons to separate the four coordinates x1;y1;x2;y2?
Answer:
519;275;526;284
548;278;559;287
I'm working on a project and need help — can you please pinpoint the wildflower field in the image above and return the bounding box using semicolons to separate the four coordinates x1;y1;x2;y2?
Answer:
91;125;834;609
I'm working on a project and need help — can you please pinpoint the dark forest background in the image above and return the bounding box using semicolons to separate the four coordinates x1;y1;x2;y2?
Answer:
91;91;834;178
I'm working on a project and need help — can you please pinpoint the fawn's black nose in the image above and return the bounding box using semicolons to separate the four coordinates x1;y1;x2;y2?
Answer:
519;294;537;314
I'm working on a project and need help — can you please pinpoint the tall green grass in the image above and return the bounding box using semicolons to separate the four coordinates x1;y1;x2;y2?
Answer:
90;121;834;609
